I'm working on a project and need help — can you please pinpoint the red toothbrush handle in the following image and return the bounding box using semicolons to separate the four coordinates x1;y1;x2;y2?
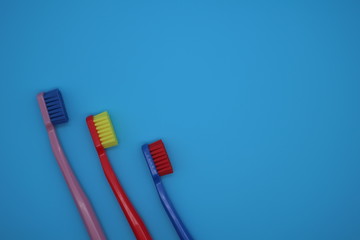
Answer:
99;152;152;240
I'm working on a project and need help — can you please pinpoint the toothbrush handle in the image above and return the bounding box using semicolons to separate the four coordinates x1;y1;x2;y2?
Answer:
99;153;152;240
48;129;106;240
155;181;193;240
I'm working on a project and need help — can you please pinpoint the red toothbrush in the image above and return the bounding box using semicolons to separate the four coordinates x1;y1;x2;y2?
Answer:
86;111;152;240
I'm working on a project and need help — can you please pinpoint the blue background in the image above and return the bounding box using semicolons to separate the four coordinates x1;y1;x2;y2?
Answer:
1;0;360;239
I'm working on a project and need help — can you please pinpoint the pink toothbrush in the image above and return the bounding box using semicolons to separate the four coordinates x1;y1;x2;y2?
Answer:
37;89;106;240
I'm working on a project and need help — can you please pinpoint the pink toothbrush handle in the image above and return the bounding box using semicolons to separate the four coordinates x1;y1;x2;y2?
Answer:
47;128;106;240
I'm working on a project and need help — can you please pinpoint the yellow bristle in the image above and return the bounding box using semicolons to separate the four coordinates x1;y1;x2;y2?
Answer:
93;111;118;148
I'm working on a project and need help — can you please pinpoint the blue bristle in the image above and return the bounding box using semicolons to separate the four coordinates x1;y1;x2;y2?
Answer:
43;89;69;125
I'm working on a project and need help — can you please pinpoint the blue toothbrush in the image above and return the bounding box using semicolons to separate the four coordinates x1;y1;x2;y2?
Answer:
142;140;193;240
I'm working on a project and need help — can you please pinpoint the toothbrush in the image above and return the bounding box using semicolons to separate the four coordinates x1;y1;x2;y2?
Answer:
37;89;106;240
142;140;193;240
86;111;152;240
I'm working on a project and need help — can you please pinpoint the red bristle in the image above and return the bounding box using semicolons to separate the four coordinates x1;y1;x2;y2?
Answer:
148;140;173;176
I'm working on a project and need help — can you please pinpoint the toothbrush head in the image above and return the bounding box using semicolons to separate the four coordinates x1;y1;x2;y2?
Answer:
87;111;118;150
148;140;173;176
43;89;69;125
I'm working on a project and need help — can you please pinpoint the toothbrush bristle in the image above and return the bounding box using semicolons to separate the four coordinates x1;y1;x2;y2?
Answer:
44;89;68;125
149;140;173;176
93;111;118;149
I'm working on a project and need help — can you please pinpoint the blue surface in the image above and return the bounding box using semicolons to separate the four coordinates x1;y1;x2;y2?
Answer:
1;0;360;239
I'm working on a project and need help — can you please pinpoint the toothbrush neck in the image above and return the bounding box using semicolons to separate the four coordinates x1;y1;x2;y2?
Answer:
46;122;55;132
96;146;106;156
153;173;162;184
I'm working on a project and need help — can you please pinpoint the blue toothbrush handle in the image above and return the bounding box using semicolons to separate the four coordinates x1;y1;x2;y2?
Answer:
155;181;193;240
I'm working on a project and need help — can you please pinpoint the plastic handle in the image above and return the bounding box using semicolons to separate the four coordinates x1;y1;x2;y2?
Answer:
48;129;107;240
37;93;106;240
99;151;152;240
155;181;193;240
